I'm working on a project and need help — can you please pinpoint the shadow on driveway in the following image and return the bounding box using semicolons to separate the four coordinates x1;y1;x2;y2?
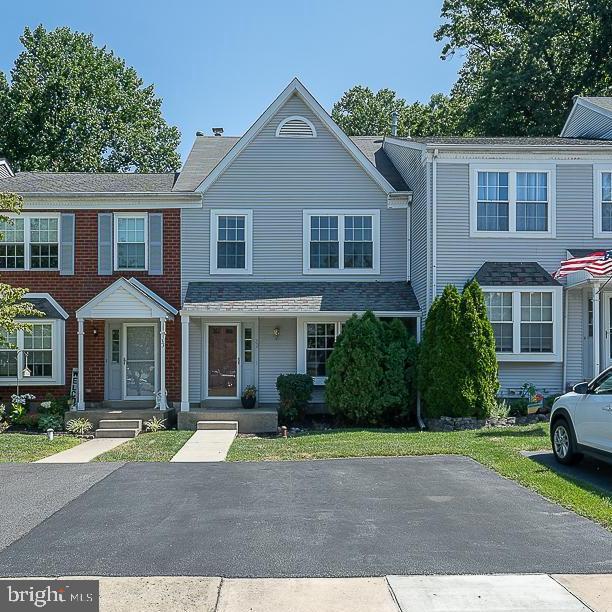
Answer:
523;451;612;495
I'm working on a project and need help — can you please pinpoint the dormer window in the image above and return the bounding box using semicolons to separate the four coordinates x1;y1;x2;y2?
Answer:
276;116;317;138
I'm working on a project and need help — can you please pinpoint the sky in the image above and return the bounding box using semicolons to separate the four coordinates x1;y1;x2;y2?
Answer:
0;0;463;164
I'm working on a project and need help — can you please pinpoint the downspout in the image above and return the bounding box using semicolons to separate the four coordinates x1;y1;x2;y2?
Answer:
432;148;439;303
415;315;425;430
562;287;568;392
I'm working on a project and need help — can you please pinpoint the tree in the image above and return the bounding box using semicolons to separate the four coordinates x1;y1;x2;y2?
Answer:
435;0;612;135
325;311;386;425
0;25;181;172
459;280;499;417
0;194;43;343
331;86;463;137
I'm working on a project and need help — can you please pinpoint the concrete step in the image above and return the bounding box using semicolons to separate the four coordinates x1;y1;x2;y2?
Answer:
98;419;142;430
95;428;139;439
197;420;239;432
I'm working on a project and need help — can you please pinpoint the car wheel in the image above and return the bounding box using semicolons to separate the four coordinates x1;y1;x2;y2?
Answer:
551;418;582;465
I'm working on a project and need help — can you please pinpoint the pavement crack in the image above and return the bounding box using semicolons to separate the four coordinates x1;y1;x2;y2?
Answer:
213;577;224;611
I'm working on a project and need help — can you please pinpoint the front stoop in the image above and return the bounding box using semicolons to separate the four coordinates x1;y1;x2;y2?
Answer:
178;408;277;433
197;420;238;431
95;419;142;439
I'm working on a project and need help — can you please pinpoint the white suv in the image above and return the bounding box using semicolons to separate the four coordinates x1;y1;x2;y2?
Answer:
550;369;612;465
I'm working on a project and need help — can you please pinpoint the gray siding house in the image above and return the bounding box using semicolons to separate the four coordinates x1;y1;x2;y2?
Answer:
384;97;612;397
176;79;417;416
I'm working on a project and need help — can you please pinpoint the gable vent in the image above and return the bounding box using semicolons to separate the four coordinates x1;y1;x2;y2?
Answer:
276;116;317;138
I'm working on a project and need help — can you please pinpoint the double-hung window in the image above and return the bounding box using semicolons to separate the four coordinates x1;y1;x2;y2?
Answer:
0;215;59;270
0;321;61;384
471;167;554;237
483;288;561;361
303;210;380;274
210;210;253;274
114;214;147;270
593;167;612;236
299;320;345;384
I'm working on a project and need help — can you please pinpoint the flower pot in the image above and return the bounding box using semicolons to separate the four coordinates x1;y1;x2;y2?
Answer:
241;396;256;410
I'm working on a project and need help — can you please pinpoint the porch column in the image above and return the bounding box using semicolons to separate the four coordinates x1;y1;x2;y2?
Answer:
77;318;85;410
159;317;167;410
593;284;601;375
181;314;190;411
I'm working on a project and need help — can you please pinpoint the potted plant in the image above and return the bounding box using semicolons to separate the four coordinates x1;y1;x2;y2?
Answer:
241;385;257;409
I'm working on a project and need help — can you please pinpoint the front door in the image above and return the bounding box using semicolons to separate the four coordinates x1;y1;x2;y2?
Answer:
123;323;157;399
207;324;239;398
106;323;122;400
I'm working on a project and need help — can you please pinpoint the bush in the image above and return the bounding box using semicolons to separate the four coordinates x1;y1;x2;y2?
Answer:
276;374;313;425
65;418;93;436
39;395;69;417
418;282;499;418
325;312;386;425
38;414;64;431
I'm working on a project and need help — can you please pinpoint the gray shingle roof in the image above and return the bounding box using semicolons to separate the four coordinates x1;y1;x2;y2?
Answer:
172;135;410;192
350;137;409;191
474;262;560;287
581;97;612;113
401;136;612;146
173;136;240;191
0;172;178;193
21;297;66;319
184;281;420;313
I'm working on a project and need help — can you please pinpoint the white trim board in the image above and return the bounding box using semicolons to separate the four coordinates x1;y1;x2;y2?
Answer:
195;78;396;195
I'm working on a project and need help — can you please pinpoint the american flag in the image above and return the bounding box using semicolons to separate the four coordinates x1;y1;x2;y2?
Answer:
554;250;612;278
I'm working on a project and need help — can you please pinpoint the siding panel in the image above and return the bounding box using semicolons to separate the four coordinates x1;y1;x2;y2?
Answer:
258;318;297;403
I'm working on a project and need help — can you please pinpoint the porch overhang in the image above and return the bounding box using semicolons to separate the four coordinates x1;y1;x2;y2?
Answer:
181;281;421;318
76;277;177;320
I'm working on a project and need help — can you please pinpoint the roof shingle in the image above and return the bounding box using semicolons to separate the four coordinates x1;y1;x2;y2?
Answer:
474;262;560;287
184;281;420;313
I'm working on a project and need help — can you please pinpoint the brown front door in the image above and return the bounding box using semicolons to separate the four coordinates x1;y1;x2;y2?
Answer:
207;325;238;398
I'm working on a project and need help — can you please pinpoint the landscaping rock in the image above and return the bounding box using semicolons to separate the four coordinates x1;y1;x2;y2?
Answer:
426;413;548;432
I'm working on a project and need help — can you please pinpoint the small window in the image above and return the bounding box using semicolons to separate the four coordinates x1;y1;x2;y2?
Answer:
516;172;548;232
244;327;253;363
0;218;25;269
344;216;373;268
111;329;120;364
115;214;147;270
276;116;317;138
306;323;336;378
310;216;339;269
0;329;18;377
477;172;509;232
210;210;253;274
30;218;59;269
520;292;553;353
601;171;612;232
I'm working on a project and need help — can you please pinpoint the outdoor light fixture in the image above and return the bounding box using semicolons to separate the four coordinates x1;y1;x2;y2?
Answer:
273;326;280;339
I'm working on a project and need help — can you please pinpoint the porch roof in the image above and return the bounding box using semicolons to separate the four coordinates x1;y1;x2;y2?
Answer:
20;295;68;319
474;262;560;287
183;281;420;315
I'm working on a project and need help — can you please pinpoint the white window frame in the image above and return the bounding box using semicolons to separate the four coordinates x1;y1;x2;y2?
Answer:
275;115;317;138
482;286;563;362
302;209;381;275
593;164;612;237
0;318;65;386
297;318;347;385
469;163;556;238
0;213;61;271
114;212;148;271
210;209;253;275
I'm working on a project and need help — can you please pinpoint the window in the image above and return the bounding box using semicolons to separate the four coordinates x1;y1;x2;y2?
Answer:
520;292;553;353
484;292;513;352
115;214;147;270
0;215;59;270
0;321;62;383
306;323;337;379
471;167;554;237
303;210;380;274
210;210;253;274
276;116;317;138
483;288;561;361
111;329;120;364
594;167;612;236
244;327;253;363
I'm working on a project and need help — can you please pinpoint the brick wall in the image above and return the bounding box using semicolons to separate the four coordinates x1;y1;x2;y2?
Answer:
0;209;182;403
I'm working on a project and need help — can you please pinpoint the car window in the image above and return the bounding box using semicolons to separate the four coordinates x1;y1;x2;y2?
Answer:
592;372;612;394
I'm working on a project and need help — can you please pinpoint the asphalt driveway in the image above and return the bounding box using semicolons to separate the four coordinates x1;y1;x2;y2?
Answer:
0;456;611;577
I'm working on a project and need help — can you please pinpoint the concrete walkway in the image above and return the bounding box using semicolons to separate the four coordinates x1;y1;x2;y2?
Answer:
4;575;608;611
170;430;236;462
36;438;128;463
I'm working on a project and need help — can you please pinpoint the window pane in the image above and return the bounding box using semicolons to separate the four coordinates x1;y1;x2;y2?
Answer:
521;323;553;353
492;323;514;352
30;243;58;269
306;323;336;377
117;243;145;269
477;172;509;231
310;241;339;269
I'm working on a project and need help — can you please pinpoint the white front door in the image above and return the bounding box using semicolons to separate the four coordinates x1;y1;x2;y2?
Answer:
123;323;157;399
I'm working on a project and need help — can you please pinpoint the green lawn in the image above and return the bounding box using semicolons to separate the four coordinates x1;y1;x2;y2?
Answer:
0;433;81;462
228;424;612;530
94;431;193;462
